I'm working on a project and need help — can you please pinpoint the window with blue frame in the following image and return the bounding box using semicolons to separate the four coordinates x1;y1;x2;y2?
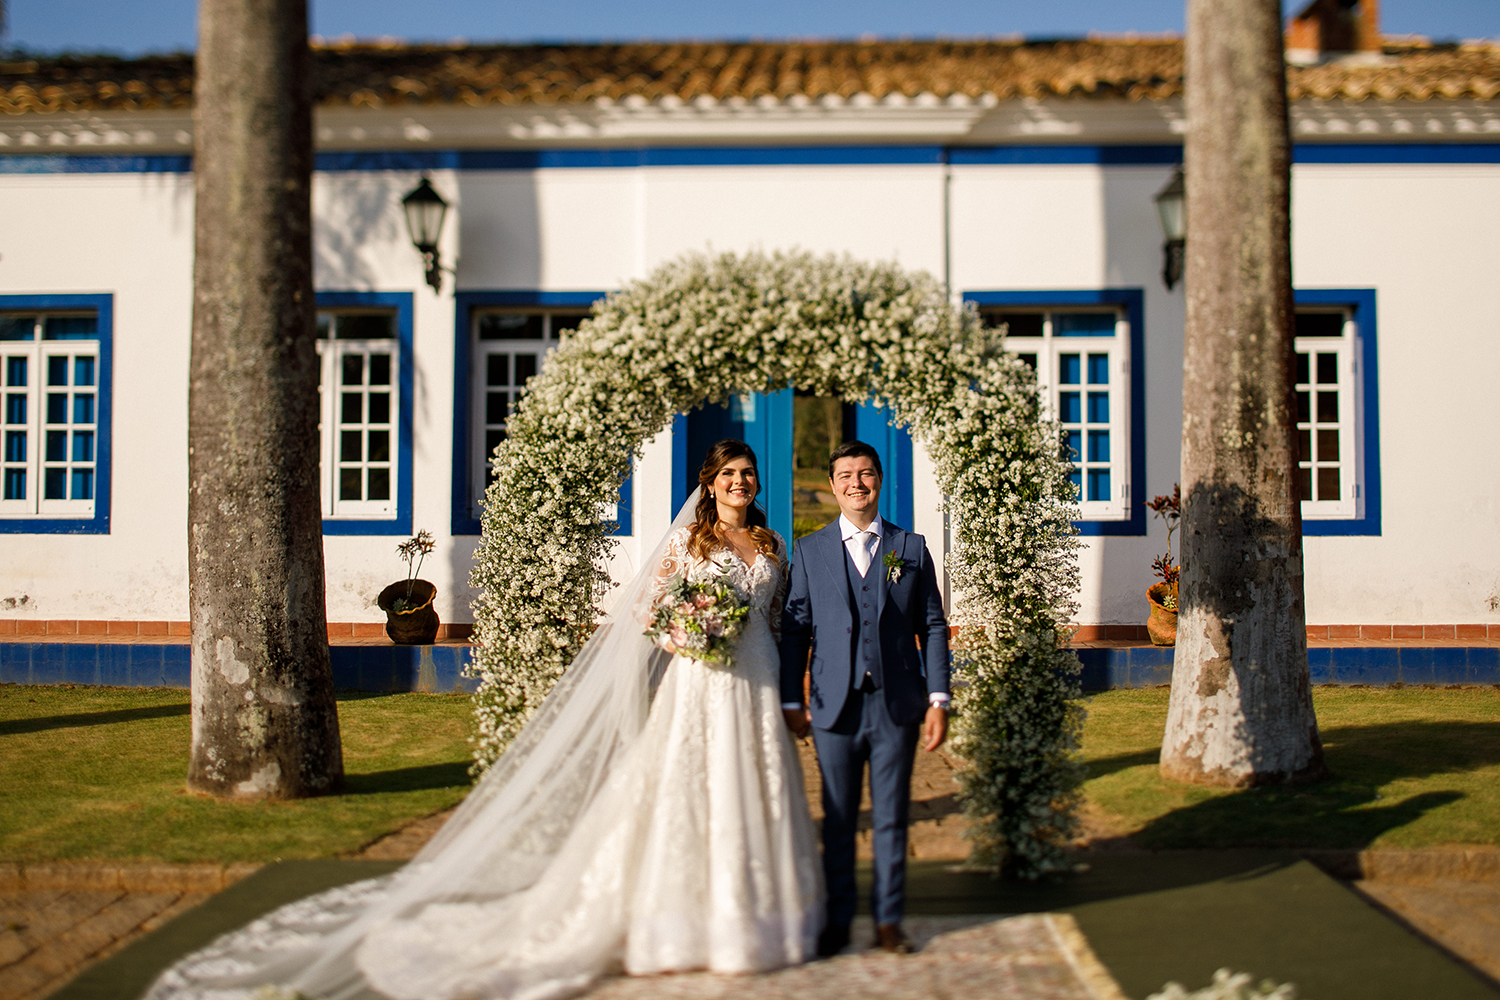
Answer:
0;298;111;533
315;293;413;534
976;305;1132;522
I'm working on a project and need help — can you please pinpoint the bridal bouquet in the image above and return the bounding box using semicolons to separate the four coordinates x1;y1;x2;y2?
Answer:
645;572;750;667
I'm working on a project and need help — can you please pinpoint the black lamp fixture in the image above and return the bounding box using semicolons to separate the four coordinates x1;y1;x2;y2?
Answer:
1153;165;1186;291
402;177;450;293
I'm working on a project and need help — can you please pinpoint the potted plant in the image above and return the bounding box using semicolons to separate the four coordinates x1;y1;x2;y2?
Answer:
1145;486;1180;646
378;530;440;645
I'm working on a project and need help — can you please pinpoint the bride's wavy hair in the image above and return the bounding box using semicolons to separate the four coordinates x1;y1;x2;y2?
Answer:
688;439;780;561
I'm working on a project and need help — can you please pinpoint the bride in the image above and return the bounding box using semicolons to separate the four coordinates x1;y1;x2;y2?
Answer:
145;439;823;1000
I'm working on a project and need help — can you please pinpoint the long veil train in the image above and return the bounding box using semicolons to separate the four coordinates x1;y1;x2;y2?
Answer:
146;490;713;1000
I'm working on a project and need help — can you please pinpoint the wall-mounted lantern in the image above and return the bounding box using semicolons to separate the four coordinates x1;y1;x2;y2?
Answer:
402;178;449;293
1154;165;1186;291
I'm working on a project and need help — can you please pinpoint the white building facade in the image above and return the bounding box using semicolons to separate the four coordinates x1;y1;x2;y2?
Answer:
1;39;1497;633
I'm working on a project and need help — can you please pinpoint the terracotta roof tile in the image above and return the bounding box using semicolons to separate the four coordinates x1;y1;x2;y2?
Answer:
2;39;1496;116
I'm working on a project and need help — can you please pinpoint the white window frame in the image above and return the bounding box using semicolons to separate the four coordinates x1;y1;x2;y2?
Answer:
982;307;1133;521
316;310;399;520
1;313;101;519
469;308;589;519
1295;307;1360;520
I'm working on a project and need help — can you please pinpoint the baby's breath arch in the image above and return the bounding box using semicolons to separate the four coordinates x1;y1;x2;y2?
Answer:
470;250;1083;877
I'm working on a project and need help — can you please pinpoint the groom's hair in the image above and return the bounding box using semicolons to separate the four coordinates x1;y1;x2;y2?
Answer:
828;440;883;481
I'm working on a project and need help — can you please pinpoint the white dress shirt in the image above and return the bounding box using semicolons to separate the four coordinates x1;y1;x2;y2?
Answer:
782;515;948;711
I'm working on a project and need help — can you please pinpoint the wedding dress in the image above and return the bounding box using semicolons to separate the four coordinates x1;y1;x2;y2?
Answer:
144;494;823;1000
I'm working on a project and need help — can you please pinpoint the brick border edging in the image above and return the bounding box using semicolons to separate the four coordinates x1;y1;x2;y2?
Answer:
0;861;263;893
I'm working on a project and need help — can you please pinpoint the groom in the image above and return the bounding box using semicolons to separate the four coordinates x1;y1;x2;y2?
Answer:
779;440;950;956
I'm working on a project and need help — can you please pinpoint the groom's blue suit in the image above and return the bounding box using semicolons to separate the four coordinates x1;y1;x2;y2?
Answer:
779;519;949;930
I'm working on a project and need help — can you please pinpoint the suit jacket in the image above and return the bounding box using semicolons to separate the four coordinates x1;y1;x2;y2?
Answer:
779;520;949;729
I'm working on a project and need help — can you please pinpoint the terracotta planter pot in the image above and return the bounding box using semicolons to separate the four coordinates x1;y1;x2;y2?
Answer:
1146;581;1178;647
378;579;440;645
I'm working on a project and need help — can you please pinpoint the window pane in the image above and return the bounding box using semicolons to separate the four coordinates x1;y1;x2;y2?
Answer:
48;356;68;386
1087;392;1109;424
1058;354;1081;384
1295;313;1343;338
1294;353;1310;385
340;430;362;462
5;394;25;424
1316;391;1338;423
0;317;36;341
71;468;93;500
43;316;98;340
551;314;588;337
368;353;391;386
1316;353;1337;385
1295;391;1311;423
1087;353;1110;384
341;392;363;424
1297;467;1313;501
74;356;95;387
4;431;24;462
1316;428;1339;462
515;354;538;384
1016;352;1038;370
72;431;93;462
339;468;363;500
1058;391;1081;423
1069;468;1082;495
44;467;66;499
486;391;509;424
367;467;390;501
989;312;1043;337
46;430;66;462
1087;468;1111;502
487;353;510;387
1054;313;1116;337
1317;467;1340;501
485;429;506;455
367;430;390;462
1063;430;1081;462
368;392;390;424
3;468;24;500
316;314;332;339
7;356;27;386
1088;430;1110;463
73;394;94;424
342;354;364;386
334;314;395;340
1298;429;1311;463
47;394;67;424
478;313;543;340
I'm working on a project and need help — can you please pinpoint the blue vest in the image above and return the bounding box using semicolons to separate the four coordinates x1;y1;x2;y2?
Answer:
844;540;883;690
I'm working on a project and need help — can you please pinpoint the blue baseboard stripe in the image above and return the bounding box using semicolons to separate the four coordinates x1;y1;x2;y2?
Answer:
1075;645;1500;692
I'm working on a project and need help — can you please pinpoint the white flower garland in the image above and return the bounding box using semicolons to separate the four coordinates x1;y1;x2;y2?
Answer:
468;249;1084;878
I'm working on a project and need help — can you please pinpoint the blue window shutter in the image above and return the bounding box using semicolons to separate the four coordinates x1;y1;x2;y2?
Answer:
854;403;914;530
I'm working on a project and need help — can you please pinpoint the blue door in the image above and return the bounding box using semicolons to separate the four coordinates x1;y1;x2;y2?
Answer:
673;390;794;543
853;402;914;529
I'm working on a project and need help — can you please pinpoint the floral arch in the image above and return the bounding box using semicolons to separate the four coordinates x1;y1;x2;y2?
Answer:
469;250;1083;877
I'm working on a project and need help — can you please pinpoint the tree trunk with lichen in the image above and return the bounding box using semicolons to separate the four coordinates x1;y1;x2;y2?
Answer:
186;0;343;798
1160;0;1326;787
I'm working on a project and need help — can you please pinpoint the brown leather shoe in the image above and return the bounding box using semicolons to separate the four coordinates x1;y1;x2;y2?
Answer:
874;923;911;954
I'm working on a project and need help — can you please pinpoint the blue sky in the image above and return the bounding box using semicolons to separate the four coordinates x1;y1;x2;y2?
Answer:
4;0;1495;56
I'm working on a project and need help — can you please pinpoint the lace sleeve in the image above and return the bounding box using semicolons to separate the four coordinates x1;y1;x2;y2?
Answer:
769;531;789;644
642;527;693;644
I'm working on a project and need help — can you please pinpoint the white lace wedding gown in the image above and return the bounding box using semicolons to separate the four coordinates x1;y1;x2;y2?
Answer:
145;527;823;1000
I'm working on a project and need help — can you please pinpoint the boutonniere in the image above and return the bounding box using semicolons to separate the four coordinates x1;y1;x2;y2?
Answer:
883;551;906;584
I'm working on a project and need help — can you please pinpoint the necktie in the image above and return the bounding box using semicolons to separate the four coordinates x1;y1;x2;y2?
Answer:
852;530;874;576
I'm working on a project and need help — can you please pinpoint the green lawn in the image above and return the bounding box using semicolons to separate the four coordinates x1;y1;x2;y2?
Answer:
0;685;474;863
1081;686;1500;849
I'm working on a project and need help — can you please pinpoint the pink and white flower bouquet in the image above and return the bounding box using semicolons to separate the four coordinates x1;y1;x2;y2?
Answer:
645;571;750;667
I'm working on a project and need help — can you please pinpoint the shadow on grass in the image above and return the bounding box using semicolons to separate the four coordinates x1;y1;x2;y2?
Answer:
1085;748;1159;780
0;702;191;736
342;761;471;795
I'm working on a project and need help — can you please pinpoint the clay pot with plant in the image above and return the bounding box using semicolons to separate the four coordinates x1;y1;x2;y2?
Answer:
379;530;440;645
1145;486;1180;646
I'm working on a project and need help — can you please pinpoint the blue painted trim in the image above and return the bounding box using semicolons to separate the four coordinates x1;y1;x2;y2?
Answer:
10;143;1493;176
1296;288;1381;536
450;291;621;537
316;291;414;537
853;403;915;529
671;413;690;518
0;293;113;535
962;288;1147;536
1076;645;1500;693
